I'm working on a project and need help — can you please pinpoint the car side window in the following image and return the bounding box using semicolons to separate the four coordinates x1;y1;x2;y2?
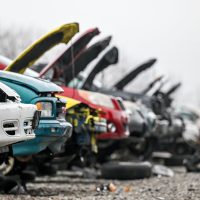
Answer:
0;88;7;102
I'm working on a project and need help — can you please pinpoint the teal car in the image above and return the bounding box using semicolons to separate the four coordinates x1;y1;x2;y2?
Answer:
0;70;72;156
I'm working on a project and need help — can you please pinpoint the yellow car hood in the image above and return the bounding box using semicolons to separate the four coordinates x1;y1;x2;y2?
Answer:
56;95;81;109
5;23;79;74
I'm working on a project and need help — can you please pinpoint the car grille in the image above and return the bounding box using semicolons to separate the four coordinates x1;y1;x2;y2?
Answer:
24;119;33;135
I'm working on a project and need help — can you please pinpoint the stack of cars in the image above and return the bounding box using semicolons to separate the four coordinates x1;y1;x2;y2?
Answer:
0;21;199;193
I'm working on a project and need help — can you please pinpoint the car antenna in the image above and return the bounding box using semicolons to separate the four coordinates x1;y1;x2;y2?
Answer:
70;40;76;97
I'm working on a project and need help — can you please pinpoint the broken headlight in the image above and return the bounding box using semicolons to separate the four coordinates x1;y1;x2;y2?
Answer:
36;101;53;117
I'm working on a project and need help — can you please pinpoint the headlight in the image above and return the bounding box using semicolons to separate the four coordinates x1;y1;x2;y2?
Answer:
36;102;53;117
107;122;117;133
57;106;66;121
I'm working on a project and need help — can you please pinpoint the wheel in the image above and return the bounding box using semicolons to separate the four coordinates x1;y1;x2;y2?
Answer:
0;156;15;175
0;176;18;193
97;140;120;163
101;161;152;180
37;163;57;176
163;156;184;166
128;138;155;160
20;170;36;182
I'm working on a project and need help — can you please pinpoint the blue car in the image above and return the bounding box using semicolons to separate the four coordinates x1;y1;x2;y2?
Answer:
0;70;72;156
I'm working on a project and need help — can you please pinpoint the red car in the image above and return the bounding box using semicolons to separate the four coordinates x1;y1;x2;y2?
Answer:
61;86;129;139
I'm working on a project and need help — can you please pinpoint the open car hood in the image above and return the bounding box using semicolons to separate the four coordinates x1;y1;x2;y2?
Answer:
5;23;79;74
63;36;112;84
142;75;164;94
166;82;181;96
113;58;157;90
39;28;100;77
82;46;119;89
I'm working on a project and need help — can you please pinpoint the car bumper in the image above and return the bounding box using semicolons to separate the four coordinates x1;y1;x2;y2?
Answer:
0;103;36;148
12;120;72;156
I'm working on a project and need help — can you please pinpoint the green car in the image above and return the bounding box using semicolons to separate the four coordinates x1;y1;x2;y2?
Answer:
0;70;72;156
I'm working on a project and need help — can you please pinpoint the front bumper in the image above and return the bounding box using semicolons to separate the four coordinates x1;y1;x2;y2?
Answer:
12;119;72;156
0;103;36;148
96;120;129;140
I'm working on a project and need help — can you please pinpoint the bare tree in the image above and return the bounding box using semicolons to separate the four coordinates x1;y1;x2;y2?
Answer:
0;24;66;64
0;25;41;59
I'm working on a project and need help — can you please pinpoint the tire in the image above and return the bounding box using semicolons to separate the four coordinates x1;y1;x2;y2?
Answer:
128;137;156;160
163;156;184;166
0;177;17;193
101;161;152;180
37;163;57;176
20;170;36;182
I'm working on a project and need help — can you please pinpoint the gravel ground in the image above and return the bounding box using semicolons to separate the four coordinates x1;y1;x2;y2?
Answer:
0;167;200;200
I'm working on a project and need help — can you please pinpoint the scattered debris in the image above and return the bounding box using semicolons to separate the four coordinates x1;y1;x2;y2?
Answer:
152;165;174;177
156;197;165;200
108;183;117;192
124;185;131;192
96;182;131;193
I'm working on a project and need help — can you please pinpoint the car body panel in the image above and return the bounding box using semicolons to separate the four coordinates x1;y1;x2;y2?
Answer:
0;70;63;93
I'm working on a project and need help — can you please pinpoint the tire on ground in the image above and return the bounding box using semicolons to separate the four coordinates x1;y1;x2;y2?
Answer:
101;161;152;180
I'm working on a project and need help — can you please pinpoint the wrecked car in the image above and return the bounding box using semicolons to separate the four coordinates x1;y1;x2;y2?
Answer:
0;82;38;149
0;70;72;157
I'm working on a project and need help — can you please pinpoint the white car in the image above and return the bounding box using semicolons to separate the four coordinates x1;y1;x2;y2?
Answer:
0;82;38;151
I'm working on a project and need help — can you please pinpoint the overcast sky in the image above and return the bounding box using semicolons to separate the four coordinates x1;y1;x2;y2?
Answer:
1;0;200;105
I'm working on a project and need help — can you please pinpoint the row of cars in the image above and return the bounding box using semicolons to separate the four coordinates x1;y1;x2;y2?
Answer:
0;22;199;192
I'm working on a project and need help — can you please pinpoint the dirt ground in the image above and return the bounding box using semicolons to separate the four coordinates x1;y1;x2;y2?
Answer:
0;167;200;200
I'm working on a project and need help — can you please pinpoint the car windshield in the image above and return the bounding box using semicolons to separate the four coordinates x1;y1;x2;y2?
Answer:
68;77;83;89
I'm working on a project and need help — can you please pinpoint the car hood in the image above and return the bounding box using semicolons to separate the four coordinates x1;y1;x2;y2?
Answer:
5;23;79;74
0;71;63;93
